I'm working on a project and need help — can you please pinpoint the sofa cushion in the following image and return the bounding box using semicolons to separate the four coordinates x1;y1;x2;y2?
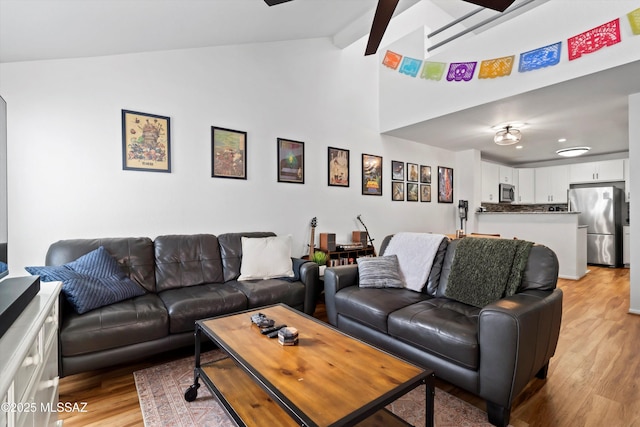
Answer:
356;255;404;288
238;235;294;281
218;232;276;282
227;278;306;310
27;246;147;314
154;234;225;292
45;237;157;293
334;287;429;333
519;245;560;291
388;298;480;370
158;283;247;333
60;293;168;357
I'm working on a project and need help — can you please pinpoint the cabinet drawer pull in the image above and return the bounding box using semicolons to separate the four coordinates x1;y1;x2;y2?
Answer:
22;354;40;367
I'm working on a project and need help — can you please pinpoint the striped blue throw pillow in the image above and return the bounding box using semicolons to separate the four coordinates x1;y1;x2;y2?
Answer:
25;246;145;314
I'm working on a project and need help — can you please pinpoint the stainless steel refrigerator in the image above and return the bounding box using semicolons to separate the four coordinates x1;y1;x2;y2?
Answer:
568;186;623;267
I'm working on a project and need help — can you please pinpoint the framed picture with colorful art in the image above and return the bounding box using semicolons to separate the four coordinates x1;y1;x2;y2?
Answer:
211;126;247;179
420;184;431;202
361;153;382;196
278;138;305;184
438;166;454;203
391;160;404;181
121;110;171;172
392;181;404;201
420;165;431;183
328;146;349;187
407;163;419;182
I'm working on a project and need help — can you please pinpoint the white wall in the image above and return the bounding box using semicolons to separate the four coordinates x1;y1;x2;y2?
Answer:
0;38;460;272
630;92;640;314
381;0;640;132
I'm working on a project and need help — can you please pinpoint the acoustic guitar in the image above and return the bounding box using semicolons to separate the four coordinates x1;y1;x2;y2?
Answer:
308;217;317;259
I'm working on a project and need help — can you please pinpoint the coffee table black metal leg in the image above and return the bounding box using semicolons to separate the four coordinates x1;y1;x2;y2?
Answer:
425;373;435;427
184;325;202;402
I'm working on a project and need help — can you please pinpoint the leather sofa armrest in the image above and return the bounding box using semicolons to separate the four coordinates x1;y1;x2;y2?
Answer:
293;258;319;315
323;265;359;326
478;288;563;408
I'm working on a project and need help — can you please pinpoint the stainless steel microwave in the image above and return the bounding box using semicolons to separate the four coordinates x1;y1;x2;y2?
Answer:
499;183;515;203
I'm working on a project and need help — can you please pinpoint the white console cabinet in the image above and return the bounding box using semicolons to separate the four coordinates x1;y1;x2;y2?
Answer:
0;281;62;427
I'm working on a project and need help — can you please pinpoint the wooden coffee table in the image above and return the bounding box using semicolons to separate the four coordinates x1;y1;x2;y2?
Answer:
184;304;434;427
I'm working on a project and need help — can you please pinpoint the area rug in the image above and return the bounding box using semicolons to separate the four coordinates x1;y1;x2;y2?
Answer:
134;350;508;427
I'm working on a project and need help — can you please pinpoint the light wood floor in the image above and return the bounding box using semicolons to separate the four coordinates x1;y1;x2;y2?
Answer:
58;266;640;427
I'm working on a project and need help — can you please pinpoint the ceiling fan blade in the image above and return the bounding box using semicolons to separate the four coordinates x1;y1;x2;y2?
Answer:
264;0;293;6
365;0;400;56
462;0;516;12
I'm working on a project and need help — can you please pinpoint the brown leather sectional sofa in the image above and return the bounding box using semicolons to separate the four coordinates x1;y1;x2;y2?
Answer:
323;236;563;427
45;232;319;377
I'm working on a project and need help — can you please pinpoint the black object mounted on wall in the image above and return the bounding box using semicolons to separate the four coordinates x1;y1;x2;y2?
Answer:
458;200;469;230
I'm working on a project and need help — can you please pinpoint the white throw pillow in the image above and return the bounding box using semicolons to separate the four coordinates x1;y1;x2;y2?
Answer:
238;235;295;281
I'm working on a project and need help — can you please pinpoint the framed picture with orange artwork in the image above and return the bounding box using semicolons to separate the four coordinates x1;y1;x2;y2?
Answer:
438;166;453;203
122;110;171;172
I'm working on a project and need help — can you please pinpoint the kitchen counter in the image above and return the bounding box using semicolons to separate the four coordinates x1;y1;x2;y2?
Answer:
476;211;587;280
476;211;580;214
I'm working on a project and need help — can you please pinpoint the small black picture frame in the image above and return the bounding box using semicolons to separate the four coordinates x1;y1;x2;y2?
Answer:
392;181;404;201
392;160;404;181
407;163;419;182
420;165;431;183
278;138;305;184
328;146;349;187
362;153;383;196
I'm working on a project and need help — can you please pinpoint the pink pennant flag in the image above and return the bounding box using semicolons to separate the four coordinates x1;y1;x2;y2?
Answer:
568;18;621;61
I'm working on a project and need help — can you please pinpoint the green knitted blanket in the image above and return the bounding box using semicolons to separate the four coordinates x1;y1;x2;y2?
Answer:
444;238;533;308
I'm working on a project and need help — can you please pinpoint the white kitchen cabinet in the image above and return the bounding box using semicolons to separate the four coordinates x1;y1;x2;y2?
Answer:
516;168;535;203
569;159;624;183
482;161;500;203
623;225;630;266
498;166;514;184
624;158;630;202
535;165;569;203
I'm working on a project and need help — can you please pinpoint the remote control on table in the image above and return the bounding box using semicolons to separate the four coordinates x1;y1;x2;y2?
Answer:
260;324;286;335
267;330;281;338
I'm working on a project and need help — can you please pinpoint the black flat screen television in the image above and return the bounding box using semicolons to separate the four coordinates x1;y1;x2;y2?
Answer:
0;95;8;279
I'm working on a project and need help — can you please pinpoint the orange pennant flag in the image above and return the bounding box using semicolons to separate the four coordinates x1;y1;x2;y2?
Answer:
382;50;403;70
478;55;515;79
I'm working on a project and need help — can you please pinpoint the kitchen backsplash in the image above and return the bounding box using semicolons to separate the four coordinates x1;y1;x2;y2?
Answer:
481;201;630;225
481;203;568;213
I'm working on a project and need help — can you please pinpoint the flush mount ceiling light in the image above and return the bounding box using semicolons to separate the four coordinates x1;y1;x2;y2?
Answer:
493;125;522;145
556;147;591;157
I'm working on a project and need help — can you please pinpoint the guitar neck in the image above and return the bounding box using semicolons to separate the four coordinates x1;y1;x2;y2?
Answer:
309;227;316;259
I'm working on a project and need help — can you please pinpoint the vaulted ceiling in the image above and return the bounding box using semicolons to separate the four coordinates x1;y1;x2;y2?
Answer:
1;0;637;166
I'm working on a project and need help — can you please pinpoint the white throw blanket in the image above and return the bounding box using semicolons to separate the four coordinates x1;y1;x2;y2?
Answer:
383;232;447;292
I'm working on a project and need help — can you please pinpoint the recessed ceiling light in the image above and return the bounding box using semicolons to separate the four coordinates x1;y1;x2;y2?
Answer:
556;147;591;157
515;145;523;149
558;138;567;142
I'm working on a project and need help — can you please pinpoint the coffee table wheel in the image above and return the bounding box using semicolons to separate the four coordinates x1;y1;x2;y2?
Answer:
184;383;200;402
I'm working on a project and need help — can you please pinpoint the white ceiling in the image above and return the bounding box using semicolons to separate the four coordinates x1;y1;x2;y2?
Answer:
0;0;636;166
